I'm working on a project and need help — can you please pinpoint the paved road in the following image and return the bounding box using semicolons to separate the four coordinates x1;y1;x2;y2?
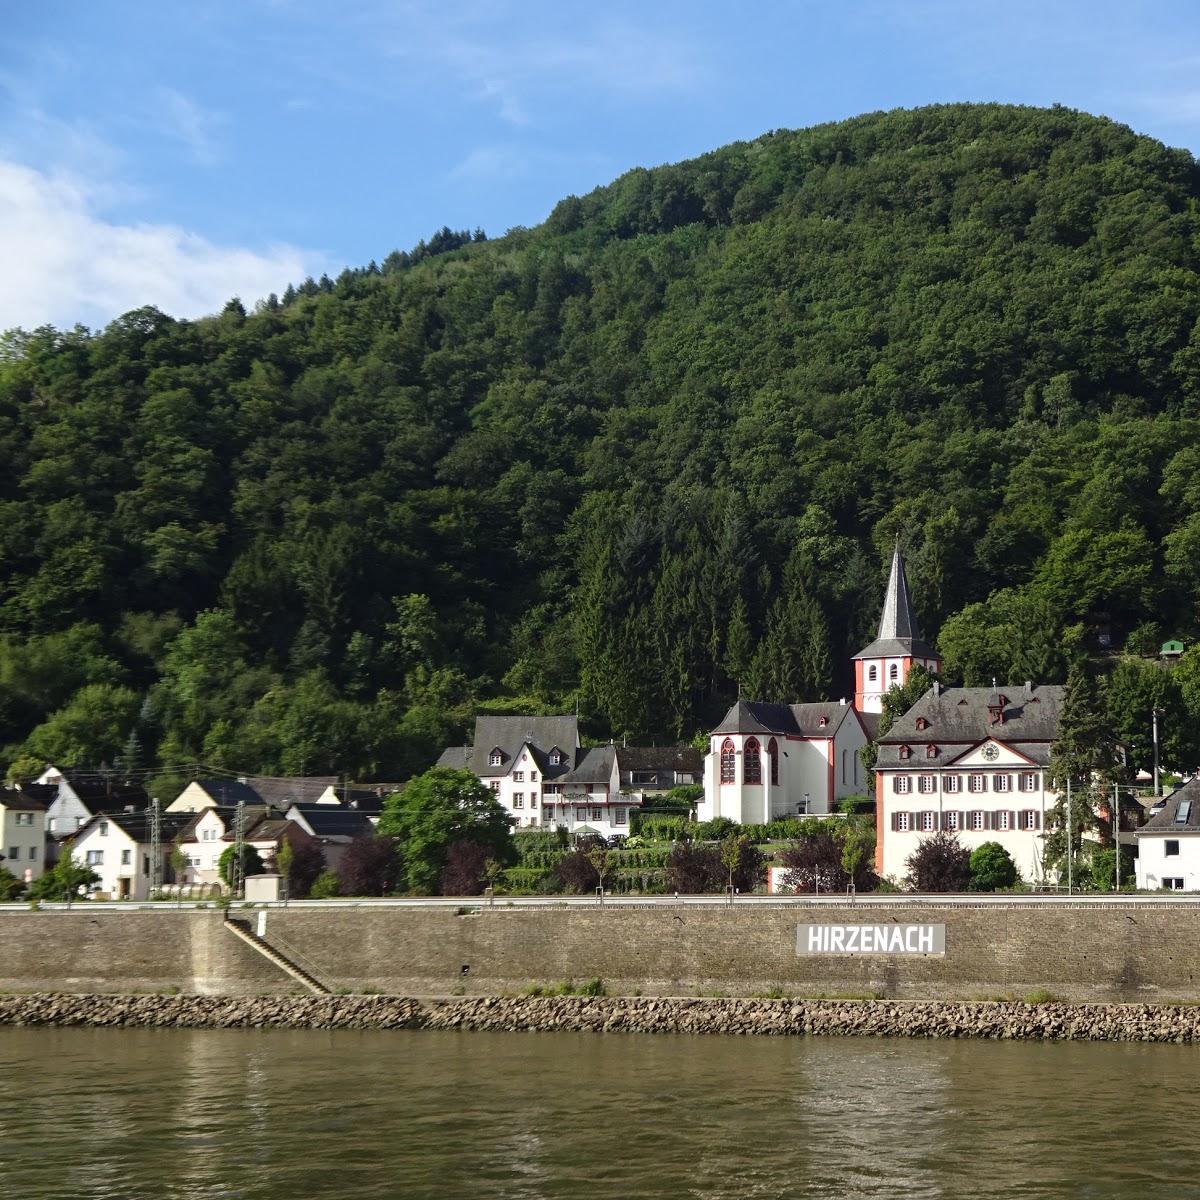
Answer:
5;892;1200;912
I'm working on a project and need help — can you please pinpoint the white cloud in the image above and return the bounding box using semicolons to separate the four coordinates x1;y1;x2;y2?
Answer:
156;88;225;166
0;159;319;331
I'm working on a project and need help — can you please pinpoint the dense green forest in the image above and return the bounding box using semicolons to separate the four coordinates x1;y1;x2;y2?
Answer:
4;101;1200;788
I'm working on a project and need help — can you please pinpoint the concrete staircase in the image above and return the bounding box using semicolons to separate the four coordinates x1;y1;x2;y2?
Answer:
223;917;331;995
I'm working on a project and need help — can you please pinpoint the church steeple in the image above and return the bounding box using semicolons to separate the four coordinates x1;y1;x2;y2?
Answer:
877;540;923;644
852;541;941;713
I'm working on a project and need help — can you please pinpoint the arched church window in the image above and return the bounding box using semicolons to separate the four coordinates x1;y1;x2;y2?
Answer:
768;739;779;785
868;665;877;682
720;738;736;784
889;663;899;681
744;737;762;784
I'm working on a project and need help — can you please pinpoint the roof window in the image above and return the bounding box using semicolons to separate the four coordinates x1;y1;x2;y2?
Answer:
488;748;504;767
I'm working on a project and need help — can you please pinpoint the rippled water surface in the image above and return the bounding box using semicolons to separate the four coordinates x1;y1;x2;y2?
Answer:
1;1025;1191;1199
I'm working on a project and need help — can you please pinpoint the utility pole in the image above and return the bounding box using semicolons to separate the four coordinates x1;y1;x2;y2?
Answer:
1153;708;1161;797
230;800;246;898
1070;772;1080;897
1111;782;1118;891
149;798;161;898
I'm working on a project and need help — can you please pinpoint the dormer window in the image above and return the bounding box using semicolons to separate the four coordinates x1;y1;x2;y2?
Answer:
548;747;563;766
899;745;911;760
818;716;828;728
915;717;928;732
926;744;938;759
488;748;504;767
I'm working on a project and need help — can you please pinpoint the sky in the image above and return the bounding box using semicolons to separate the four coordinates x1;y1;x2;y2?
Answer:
3;0;1200;331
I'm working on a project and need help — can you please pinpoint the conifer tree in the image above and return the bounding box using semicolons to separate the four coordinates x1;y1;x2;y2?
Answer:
1044;664;1118;872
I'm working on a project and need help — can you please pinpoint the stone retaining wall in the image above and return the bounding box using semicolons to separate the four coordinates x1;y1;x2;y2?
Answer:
4;993;1200;1042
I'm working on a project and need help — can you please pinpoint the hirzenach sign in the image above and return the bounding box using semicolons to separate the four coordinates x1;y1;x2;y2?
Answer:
796;923;946;956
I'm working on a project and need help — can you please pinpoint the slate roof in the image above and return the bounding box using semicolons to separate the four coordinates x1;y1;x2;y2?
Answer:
0;788;48;812
187;779;263;806
286;804;374;840
440;715;580;779
711;701;860;738
85;811;195;844
556;745;616;786
616;745;703;786
874;685;1063;769
853;544;939;661
1137;778;1200;835
245;775;338;808
243;817;303;843
47;771;150;811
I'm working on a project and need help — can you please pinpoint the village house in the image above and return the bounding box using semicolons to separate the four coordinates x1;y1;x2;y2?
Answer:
438;716;699;836
175;804;273;887
71;810;194;900
284;804;373;871
1135;777;1200;890
167;779;263;814
35;766;148;840
874;683;1064;885
1;789;47;883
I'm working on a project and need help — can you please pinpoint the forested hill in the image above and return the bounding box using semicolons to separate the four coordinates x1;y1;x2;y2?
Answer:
4;101;1200;787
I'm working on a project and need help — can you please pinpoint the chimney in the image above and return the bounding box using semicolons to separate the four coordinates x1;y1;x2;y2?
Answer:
1024;680;1033;701
839;697;847;706
933;681;942;697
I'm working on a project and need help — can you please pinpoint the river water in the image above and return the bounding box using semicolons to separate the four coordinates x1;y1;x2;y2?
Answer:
0;1026;1189;1199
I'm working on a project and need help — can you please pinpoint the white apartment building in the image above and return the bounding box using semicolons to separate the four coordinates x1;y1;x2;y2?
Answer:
874;683;1064;885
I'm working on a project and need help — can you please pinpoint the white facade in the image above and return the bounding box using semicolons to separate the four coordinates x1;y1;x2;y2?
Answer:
699;705;869;825
1136;834;1200;890
177;808;229;885
1;799;46;883
876;739;1054;885
855;654;941;714
71;820;154;900
485;743;640;837
37;767;92;837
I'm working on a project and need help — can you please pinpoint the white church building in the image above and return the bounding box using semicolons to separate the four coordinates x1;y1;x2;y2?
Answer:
699;543;940;822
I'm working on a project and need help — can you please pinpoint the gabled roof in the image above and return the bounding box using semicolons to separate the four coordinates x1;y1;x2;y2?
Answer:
1138;777;1200;835
853;544;939;661
445;715;581;779
711;701;857;738
245;775;338;808
615;745;704;782
186;779;263;806
0;788;48;812
243;817;306;844
42;768;149;808
80;811;195;844
286;804;374;840
556;745;617;786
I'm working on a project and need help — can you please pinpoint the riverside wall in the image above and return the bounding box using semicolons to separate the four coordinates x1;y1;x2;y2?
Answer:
4;902;1200;1002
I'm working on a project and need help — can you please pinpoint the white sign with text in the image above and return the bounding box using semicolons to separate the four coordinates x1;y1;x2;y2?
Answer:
796;923;946;956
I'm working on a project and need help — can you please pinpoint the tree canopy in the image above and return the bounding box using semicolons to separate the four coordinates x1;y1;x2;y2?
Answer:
3;103;1200;778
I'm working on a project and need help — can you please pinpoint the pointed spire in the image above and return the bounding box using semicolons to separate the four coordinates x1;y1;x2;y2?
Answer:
876;540;923;642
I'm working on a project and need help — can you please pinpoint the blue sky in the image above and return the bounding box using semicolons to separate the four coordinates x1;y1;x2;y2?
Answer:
2;0;1200;330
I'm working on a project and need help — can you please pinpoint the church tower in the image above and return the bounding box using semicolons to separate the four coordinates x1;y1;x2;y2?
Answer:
852;543;940;713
